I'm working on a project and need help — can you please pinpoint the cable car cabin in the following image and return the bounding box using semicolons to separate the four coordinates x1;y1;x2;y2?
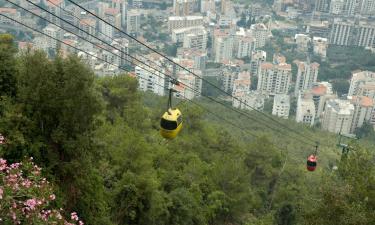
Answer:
160;108;183;139
307;155;317;172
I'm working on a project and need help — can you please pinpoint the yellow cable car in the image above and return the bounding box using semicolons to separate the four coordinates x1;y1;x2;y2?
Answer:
160;88;183;139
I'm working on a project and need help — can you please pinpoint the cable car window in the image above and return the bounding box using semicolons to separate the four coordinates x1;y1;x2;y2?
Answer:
307;161;317;167
161;118;178;130
177;115;182;125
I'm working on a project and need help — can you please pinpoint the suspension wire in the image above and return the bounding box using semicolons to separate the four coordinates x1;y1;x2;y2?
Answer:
6;2;316;146
66;0;319;145
0;6;318;145
0;13;261;141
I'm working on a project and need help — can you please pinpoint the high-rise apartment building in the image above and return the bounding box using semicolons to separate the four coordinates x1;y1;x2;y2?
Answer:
294;61;320;96
126;9;140;35
329;18;355;46
272;94;290;119
168;16;203;32
348;71;375;96
257;62;292;96
183;29;208;50
250;50;267;76
322;99;355;134
213;30;234;63
250;23;269;49
173;0;199;16
296;94;316;126
349;96;374;133
135;66;166;96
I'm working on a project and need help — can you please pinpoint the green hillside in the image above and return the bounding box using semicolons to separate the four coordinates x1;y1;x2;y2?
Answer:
0;34;374;225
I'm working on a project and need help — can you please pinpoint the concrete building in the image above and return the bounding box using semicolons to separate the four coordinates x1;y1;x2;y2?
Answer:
313;37;328;59
175;70;202;99
135;66;165;96
294;61;320;96
232;91;266;111
221;66;240;93
43;24;62;49
330;0;345;14
236;36;256;59
257;62;292;96
171;26;205;43
45;0;65;25
272;94;290;119
176;48;207;70
295;34;311;52
126;9;140;35
213;29;234;63
79;18;97;38
250;50;267;77
112;38;130;66
0;8;21;25
349;96;374;133
250;23;269;49
329;18;355;46
356;20;375;48
168;16;203;32
315;0;330;12
296;94;316;126
200;0;215;13
322;99;355;134
173;0;199;16
183;29;208;50
360;0;375;15
232;71;251;94
348;70;375;97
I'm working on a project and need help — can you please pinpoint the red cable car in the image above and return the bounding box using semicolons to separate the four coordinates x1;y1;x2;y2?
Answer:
306;155;317;171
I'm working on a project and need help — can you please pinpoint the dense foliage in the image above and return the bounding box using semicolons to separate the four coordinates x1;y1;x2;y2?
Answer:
0;34;374;224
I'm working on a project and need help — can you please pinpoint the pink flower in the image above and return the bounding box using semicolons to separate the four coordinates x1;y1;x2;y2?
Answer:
24;198;37;210
71;212;79;221
10;163;20;169
0;187;3;199
49;194;56;201
0;158;7;170
79;220;84;225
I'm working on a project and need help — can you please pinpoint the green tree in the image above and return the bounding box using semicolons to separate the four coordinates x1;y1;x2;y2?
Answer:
0;34;17;98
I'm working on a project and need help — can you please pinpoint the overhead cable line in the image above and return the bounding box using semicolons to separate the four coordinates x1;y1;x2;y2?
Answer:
9;1;314;146
66;0;319;145
0;13;260;140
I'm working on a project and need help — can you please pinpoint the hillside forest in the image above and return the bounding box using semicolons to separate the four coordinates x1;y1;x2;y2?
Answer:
0;34;374;225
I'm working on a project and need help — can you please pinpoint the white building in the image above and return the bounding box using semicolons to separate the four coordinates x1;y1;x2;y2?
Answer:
232;91;266;111
294;61;320;96
173;0;199;16
250;50;267;76
221;68;238;93
356;20;375;48
135;66;165;96
296;94;316;126
349;96;374;133
329;18;355;46
257;62;292;96
313;37;328;59
100;21;114;41
42;24;63;49
0;8;21;25
295;34;311;52
213;30;234;63
171;26;205;43
236;36;256;59
45;0;65;25
322;99;355;134
329;0;345;14
360;0;375;15
309;83;337;121
272;94;290;119
200;0;215;13
348;70;375;97
250;23;268;49
183;29;207;50
126;9;140;34
175;70;202;99
168;16;203;32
